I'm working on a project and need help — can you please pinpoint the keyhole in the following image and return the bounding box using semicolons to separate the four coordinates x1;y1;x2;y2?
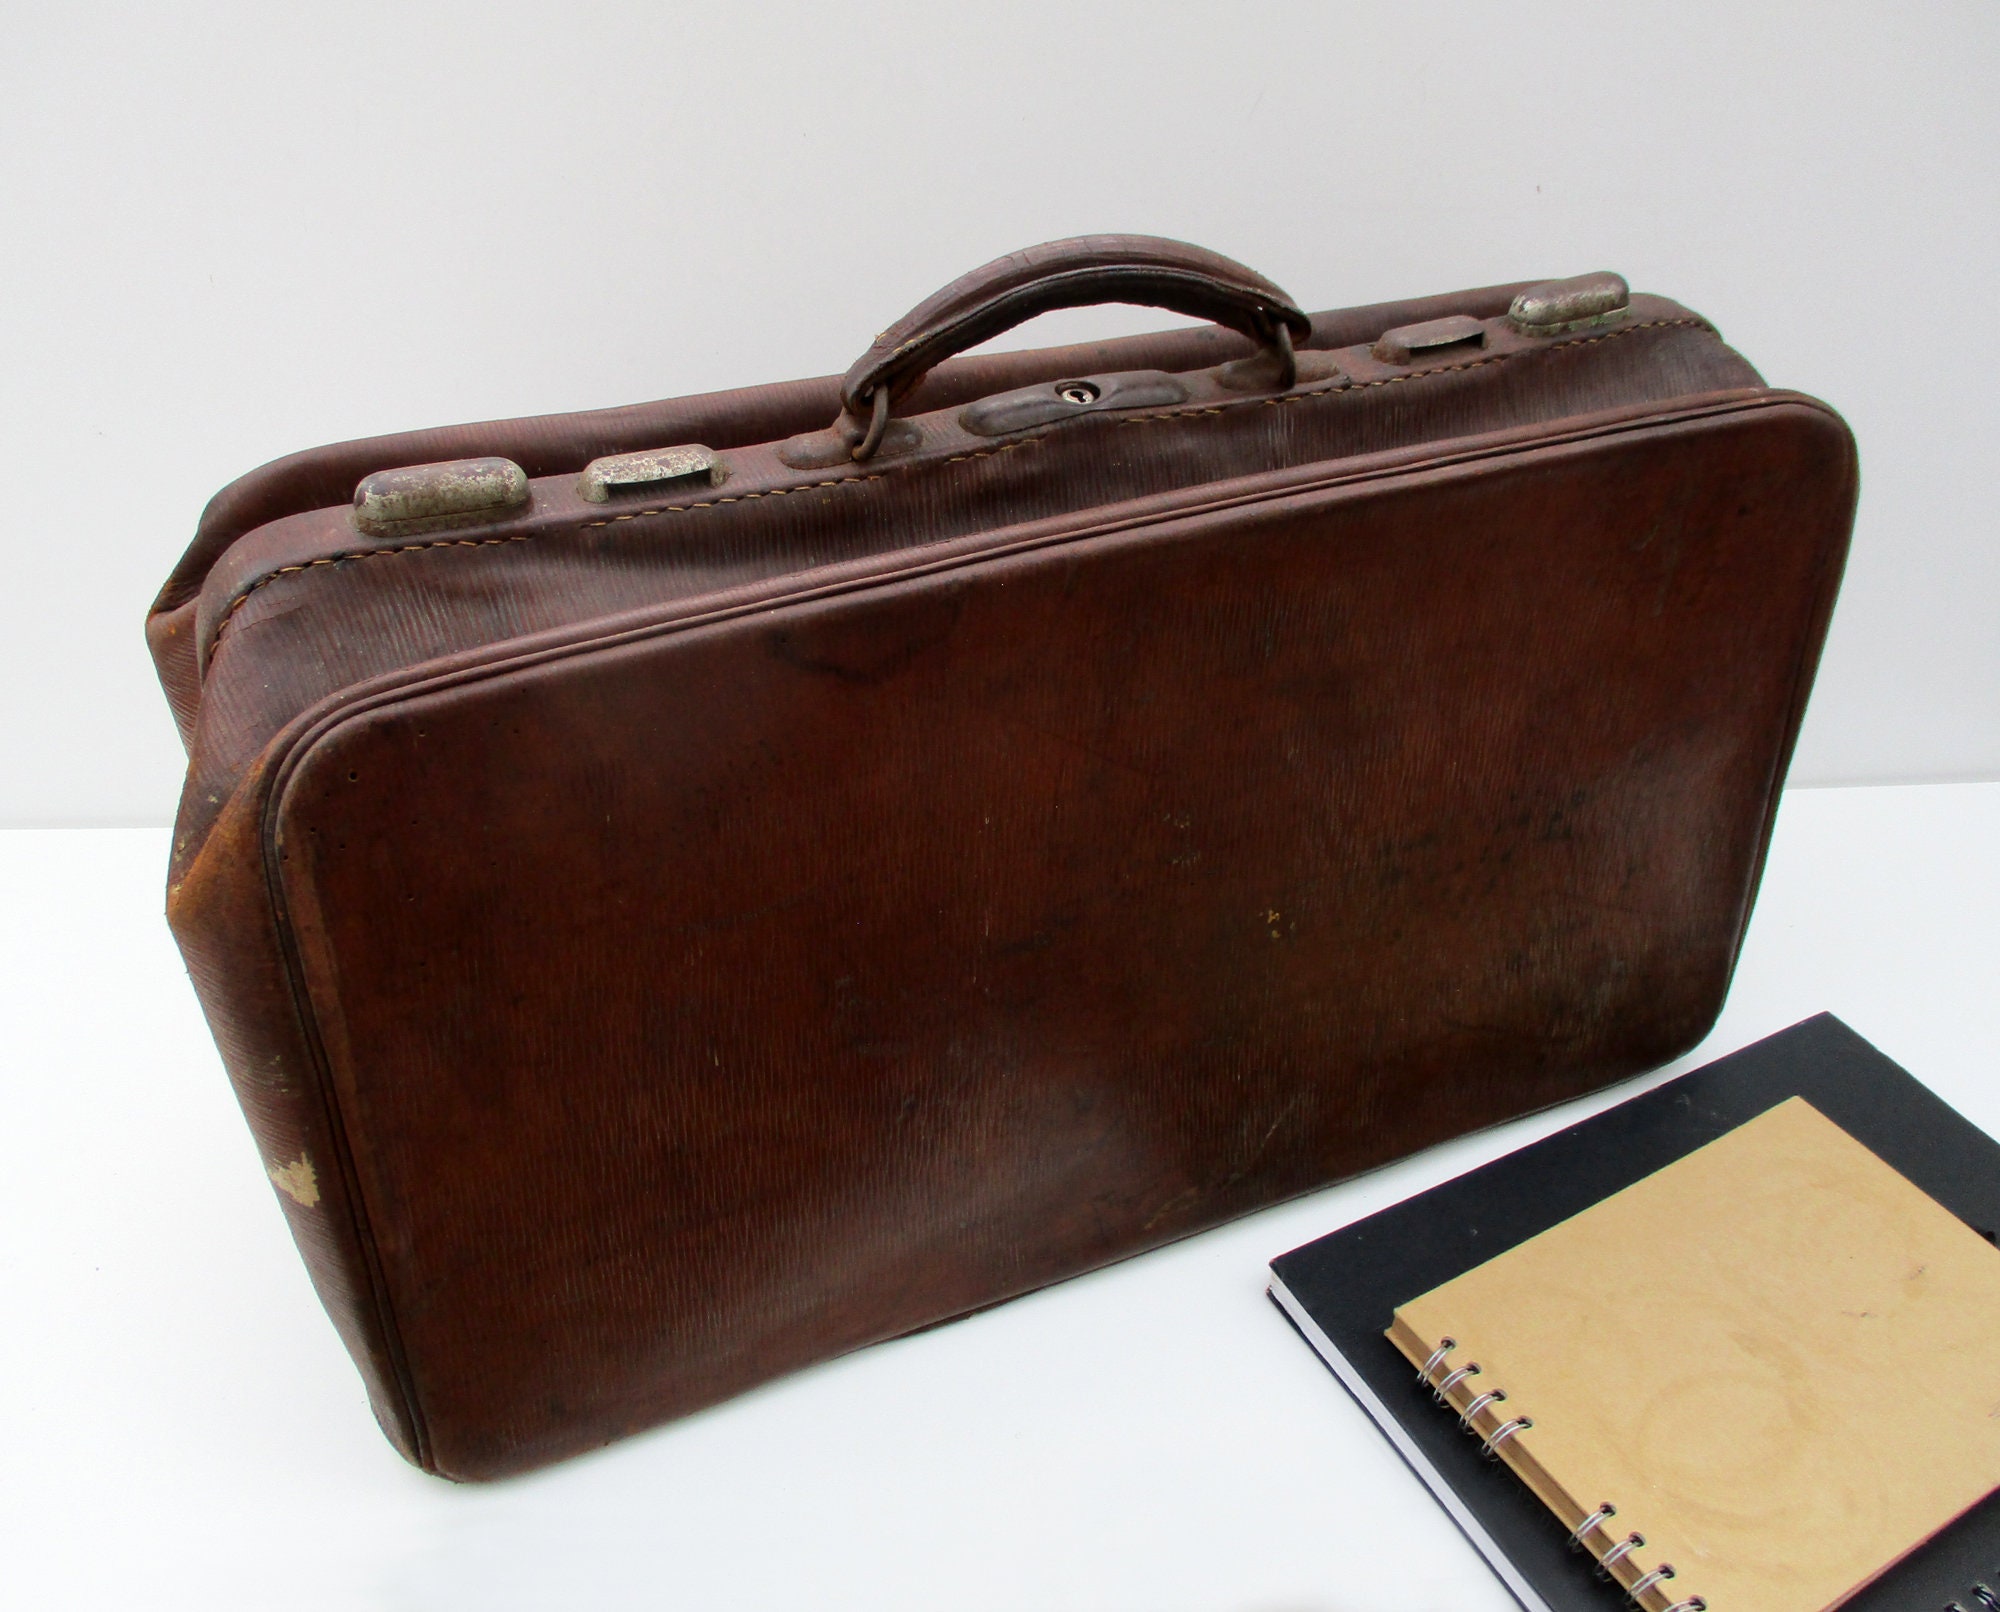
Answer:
1057;381;1100;406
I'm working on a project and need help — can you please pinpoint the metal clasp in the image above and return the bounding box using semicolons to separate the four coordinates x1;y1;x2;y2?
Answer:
1373;314;1486;365
577;444;722;503
352;457;529;537
1508;272;1631;336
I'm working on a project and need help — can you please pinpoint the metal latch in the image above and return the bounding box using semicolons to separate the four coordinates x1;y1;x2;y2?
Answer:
1508;272;1630;336
352;457;530;537
577;444;723;503
1372;314;1487;365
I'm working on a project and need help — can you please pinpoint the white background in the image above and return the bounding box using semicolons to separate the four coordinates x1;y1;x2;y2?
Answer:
1;1;1996;823
5;785;1996;1609
4;8;1998;1608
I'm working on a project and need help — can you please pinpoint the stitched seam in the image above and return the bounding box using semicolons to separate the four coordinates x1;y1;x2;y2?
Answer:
204;440;1038;667
206;317;1709;666
1112;318;1711;427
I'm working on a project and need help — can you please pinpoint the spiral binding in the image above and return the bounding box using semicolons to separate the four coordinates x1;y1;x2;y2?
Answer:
1459;1388;1507;1430
1435;1363;1480;1398
1415;1339;1707;1612
1568;1503;1615;1549
1947;1576;2000;1612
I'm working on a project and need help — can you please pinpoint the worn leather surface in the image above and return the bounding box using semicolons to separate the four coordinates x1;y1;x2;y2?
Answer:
151;244;1856;1479
166;298;1755;874
146;278;1545;747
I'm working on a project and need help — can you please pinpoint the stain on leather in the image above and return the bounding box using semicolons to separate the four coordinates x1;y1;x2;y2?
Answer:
267;1153;320;1208
765;591;964;684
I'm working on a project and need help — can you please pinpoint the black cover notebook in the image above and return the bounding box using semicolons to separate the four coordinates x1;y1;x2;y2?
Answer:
1268;1014;2000;1612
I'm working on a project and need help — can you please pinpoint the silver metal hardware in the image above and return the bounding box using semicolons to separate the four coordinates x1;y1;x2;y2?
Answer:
1660;1600;1706;1612
1508;271;1632;336
1433;1362;1480;1400
1568;1503;1616;1549
352;457;529;537
577;444;722;503
1057;381;1100;405
1480;1415;1531;1457
1458;1388;1506;1429
1599;1533;1645;1572
1373;313;1486;365
1417;1338;1455;1383
1628;1566;1675;1599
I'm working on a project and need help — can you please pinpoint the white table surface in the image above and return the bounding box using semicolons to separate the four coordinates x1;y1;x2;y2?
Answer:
5;781;1996;1612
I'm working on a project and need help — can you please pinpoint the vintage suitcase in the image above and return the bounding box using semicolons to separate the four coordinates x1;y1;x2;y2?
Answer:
148;236;1856;1478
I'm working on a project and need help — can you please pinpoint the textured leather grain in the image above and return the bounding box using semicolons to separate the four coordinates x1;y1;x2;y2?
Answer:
837;233;1313;413
150;237;1855;1479
145;277;1542;745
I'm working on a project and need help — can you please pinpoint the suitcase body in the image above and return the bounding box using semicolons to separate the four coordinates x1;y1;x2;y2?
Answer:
149;238;1855;1477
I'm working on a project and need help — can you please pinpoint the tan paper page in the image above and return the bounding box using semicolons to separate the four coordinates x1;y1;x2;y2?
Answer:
1390;1098;2000;1612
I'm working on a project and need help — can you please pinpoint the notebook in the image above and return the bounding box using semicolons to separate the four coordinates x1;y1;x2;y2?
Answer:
1270;1015;2000;1612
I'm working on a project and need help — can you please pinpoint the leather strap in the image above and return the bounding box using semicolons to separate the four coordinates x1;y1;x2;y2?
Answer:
838;235;1312;445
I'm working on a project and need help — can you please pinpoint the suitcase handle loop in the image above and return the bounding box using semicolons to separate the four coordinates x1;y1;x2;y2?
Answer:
839;234;1311;461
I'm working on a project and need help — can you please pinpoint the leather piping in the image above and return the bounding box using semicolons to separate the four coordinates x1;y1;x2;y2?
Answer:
1702;420;1859;1025
250;389;1840;1465
203;317;1712;672
255;814;437;1471
267;394;1805;726
1115;318;1709;426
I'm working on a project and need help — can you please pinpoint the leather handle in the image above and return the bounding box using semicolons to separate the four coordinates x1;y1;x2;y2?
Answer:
838;235;1312;458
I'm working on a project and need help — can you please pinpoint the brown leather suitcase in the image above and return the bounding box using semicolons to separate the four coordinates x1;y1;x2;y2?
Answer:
148;236;1856;1478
